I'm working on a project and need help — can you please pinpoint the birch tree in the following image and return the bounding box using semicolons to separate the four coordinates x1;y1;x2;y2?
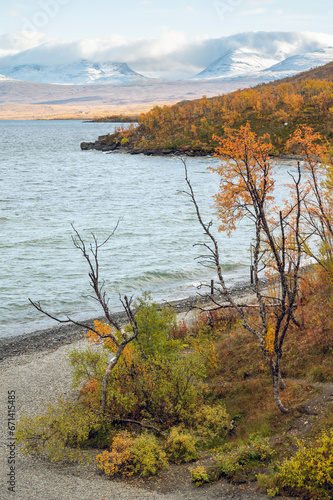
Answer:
184;123;306;413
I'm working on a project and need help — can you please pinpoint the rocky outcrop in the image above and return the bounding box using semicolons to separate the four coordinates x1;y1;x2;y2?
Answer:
80;134;120;152
80;136;213;157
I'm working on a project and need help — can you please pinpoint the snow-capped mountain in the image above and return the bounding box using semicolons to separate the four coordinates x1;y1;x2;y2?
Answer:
1;31;333;84
263;47;333;78
0;60;145;85
0;73;11;81
193;48;279;80
192;46;333;82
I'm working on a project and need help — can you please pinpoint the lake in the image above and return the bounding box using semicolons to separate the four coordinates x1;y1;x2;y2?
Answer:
0;120;296;338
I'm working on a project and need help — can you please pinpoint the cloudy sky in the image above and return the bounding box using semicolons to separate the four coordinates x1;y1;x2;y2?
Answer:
1;0;333;78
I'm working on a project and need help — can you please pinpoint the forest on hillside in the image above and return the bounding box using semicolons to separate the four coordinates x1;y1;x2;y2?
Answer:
106;79;333;155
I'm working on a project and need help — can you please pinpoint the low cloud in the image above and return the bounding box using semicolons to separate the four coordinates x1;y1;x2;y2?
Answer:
0;31;52;58
1;30;333;79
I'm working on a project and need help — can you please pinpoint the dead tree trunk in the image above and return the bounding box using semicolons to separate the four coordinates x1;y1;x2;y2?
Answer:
29;224;142;413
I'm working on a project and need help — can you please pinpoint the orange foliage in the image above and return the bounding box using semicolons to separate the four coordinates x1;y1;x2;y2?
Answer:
109;78;333;154
85;320;118;351
210;122;275;234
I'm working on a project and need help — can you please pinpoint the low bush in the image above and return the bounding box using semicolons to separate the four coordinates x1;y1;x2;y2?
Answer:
256;472;279;498
68;295;206;429
277;429;333;499
131;432;168;476
191;466;209;486
95;431;135;477
164;427;198;464
209;437;275;484
16;399;102;463
95;431;168;477
191;404;230;447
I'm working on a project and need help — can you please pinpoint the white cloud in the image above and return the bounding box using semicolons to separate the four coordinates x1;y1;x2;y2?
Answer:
0;31;52;58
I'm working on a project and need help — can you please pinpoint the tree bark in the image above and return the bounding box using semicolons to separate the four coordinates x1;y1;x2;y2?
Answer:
101;344;126;413
272;368;289;414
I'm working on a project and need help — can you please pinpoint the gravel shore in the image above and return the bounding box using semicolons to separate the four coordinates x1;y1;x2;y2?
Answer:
0;282;259;362
1;285;274;500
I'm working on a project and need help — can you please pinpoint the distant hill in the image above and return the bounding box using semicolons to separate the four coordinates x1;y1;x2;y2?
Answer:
0;77;258;120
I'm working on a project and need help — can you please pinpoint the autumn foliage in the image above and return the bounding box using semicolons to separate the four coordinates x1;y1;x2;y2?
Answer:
106;79;333;154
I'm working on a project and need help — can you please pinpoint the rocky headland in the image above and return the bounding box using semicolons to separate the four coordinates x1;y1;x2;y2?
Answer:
80;134;214;156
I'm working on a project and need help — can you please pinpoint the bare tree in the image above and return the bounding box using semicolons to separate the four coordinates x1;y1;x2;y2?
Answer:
29;224;142;413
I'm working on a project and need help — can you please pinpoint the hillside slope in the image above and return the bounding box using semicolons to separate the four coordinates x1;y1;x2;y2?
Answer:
87;60;333;155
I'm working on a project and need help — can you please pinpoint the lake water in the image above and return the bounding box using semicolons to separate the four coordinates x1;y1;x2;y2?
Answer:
0;120;296;339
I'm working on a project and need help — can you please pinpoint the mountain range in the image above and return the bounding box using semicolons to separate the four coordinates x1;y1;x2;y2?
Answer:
1;31;333;85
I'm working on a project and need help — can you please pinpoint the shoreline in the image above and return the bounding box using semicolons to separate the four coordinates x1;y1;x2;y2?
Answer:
0;281;258;362
80;135;305;161
80;130;305;161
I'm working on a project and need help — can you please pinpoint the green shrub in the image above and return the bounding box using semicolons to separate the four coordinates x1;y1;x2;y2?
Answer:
210;438;275;484
103;352;203;427
68;347;107;390
68;294;205;429
277;430;333;499
95;431;168;477
16;399;102;463
191;404;230;446
131;432;168;476
267;486;279;498
256;472;279;497
240;436;275;464
217;453;242;479
133;292;179;358
191;466;209;486
164;427;198;464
